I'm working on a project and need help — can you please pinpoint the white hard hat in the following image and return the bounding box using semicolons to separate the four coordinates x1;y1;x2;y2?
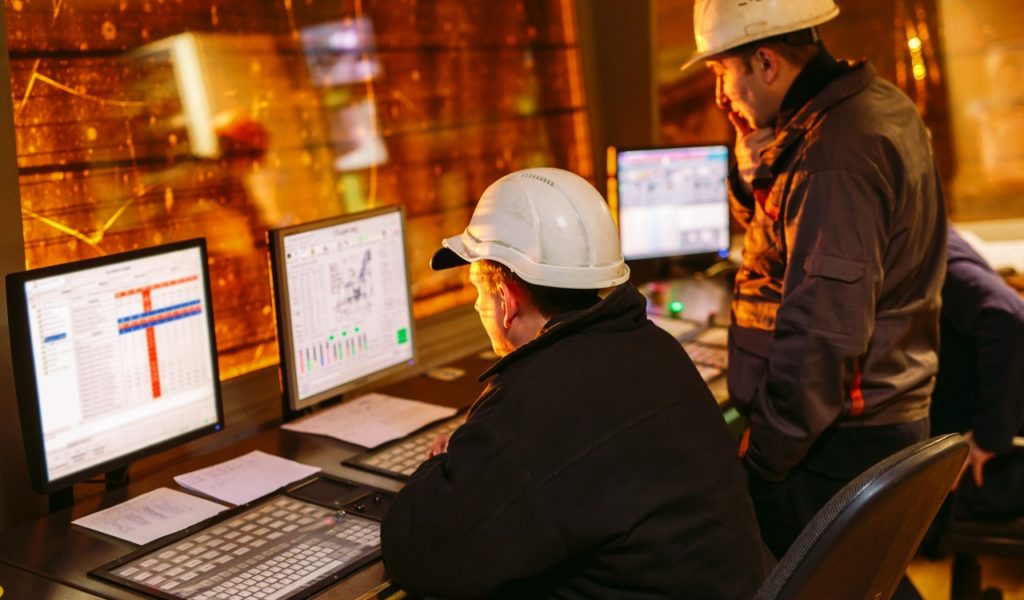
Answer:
431;168;630;289
681;0;839;71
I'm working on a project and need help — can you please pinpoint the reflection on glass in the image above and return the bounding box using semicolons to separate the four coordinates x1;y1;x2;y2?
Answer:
6;0;591;379
301;18;388;175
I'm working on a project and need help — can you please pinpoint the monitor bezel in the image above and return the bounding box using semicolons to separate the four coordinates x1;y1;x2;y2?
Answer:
269;205;418;415
612;143;732;271
5;238;225;495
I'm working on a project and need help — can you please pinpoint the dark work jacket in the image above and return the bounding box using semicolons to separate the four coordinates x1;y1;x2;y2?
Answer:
931;228;1024;453
381;283;774;599
728;61;947;481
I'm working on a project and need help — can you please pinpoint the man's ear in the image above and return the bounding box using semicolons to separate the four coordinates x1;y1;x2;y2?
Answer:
497;280;520;330
753;47;780;85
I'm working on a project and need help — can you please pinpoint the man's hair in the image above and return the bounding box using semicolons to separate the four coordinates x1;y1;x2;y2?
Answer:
722;29;823;72
475;260;600;317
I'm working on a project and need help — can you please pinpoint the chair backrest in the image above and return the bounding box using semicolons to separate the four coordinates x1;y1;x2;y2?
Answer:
755;433;968;600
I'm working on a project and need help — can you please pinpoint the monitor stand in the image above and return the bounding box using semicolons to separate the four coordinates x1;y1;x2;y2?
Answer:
281;393;344;424
47;466;131;512
104;466;131;490
48;488;73;513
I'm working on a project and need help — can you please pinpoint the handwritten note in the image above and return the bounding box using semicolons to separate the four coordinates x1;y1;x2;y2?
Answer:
281;393;458;448
73;487;226;545
174;450;320;506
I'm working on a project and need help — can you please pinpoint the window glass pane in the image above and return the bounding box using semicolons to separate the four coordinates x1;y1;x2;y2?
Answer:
939;0;1024;220
6;0;592;379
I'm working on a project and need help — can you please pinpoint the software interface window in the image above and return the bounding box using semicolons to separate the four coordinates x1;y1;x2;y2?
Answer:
617;145;730;260
280;210;414;407
22;246;219;483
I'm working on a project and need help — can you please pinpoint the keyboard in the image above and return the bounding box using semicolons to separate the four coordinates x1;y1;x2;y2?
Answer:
94;479;390;600
345;414;467;480
684;326;729;383
694;326;729;347
649;314;702;340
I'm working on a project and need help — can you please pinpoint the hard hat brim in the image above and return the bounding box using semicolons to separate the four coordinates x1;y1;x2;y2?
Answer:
430;246;470;271
680;6;839;72
430;230;630;289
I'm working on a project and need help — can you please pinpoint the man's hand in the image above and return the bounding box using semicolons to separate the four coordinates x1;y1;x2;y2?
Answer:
718;97;773;193
427;433;450;458
733;122;775;194
953;430;997;490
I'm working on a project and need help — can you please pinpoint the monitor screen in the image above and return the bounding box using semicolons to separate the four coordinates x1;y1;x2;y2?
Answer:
615;144;731;262
270;205;415;413
6;240;223;494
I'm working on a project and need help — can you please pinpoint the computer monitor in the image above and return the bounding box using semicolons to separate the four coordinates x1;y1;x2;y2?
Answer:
613;144;731;272
269;205;416;414
6;239;224;495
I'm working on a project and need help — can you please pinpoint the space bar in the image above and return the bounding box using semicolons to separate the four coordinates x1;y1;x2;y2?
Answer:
263;559;345;600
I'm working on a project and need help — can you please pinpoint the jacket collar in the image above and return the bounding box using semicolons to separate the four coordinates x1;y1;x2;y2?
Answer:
755;60;874;180
478;283;648;381
776;46;849;128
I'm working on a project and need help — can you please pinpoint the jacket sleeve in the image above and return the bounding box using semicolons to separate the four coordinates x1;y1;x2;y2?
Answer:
744;169;889;481
942;259;1024;453
728;165;756;229
380;415;565;597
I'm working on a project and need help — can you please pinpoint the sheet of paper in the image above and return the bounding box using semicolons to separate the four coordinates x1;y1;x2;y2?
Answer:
73;487;226;545
174;450;320;506
281;392;458;448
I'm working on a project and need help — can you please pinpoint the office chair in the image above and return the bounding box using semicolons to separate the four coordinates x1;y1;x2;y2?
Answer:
754;433;968;600
926;490;1024;600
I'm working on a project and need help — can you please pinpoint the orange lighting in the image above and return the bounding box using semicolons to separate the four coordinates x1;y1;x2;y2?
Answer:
607;145;618;224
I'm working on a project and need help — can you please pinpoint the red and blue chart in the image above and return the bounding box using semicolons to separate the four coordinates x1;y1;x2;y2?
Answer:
24;247;219;482
116;275;203;399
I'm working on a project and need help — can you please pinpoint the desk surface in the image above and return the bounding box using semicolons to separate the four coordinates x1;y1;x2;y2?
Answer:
0;277;737;599
0;562;105;600
0;351;496;599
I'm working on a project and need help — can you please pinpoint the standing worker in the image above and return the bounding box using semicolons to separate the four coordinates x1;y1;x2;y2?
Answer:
381;167;773;598
681;0;948;558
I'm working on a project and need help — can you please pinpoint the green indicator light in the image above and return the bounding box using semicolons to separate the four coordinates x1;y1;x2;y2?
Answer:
355;327;360;333
342;331;347;336
397;328;408;344
669;301;685;313
329;335;334;341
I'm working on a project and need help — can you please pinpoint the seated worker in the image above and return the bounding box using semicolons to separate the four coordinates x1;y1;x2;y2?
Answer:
380;168;774;599
931;227;1024;517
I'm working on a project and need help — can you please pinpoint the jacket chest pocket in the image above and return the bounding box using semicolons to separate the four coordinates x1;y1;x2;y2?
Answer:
802;253;866;336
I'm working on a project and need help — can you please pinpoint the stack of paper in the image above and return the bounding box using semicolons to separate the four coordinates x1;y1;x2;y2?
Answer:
282;392;458;448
